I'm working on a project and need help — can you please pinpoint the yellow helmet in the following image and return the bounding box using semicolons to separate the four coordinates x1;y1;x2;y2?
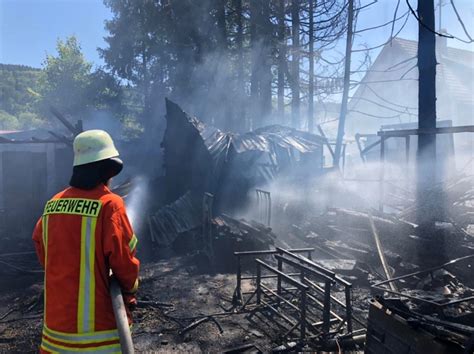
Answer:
73;130;119;166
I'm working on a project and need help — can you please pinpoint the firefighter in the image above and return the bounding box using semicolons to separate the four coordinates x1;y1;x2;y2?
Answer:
33;129;140;353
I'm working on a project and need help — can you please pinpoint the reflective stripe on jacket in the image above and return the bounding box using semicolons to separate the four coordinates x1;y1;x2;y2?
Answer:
32;185;140;353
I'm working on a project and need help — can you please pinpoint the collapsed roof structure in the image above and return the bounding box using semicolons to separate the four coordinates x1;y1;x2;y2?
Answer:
148;99;326;251
162;99;325;205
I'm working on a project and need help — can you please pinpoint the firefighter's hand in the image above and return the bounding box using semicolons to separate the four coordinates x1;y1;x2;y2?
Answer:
124;294;137;312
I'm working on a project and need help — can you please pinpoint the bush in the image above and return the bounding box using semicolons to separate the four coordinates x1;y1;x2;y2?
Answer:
0;110;20;130
18;112;45;130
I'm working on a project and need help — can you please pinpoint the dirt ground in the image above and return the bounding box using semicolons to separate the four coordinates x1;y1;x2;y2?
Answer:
0;256;279;353
0;251;371;353
132;257;275;352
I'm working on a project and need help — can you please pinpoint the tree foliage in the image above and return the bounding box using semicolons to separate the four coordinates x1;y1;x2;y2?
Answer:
38;36;127;130
38;36;93;118
1;36;137;133
0;64;43;129
101;0;351;132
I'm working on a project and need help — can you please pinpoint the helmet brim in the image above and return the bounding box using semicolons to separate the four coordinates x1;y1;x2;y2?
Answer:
69;157;124;190
108;157;123;178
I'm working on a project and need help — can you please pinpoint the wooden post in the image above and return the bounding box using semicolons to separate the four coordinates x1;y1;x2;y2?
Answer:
235;255;242;304
416;0;438;230
277;257;283;306
345;285;353;333
379;137;385;212
256;262;261;305
322;280;331;339
406;136;411;191
300;288;307;343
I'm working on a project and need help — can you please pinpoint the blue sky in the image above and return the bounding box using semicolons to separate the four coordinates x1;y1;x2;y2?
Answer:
0;0;473;69
0;0;112;68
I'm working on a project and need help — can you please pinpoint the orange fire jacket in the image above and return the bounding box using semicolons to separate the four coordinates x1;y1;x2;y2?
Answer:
32;184;140;353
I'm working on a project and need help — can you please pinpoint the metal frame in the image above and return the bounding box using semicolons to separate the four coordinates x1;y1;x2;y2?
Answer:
357;125;474;212
255;259;310;343
275;248;354;334
233;248;313;305
317;124;347;171
232;248;360;348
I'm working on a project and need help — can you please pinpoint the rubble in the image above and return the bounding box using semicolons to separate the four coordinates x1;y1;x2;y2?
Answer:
366;298;473;353
148;190;277;271
397;173;474;230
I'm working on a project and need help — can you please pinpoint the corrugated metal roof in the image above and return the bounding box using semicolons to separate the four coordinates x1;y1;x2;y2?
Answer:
189;119;324;160
173;107;325;186
231;133;271;153
148;191;202;247
166;100;325;168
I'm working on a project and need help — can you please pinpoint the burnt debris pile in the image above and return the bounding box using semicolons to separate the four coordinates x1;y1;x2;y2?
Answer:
273;177;474;351
135;101;474;351
145;100;326;268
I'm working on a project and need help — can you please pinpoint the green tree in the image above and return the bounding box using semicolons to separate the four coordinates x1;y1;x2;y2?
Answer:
38;36;126;131
0;64;42;120
101;0;236;130
17;112;44;129
100;0;351;132
38;36;93;119
100;0;168;132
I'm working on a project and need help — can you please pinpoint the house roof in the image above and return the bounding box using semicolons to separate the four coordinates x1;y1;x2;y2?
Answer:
351;37;474;105
0;128;72;144
0;128;53;141
394;37;474;64
395;38;473;103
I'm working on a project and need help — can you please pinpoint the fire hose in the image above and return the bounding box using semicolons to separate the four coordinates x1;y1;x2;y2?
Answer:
110;277;135;354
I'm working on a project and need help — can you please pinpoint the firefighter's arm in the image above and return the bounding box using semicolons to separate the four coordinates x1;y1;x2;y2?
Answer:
103;205;140;294
32;218;45;269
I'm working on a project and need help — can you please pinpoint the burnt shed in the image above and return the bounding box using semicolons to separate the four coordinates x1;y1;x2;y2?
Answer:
0;129;73;238
163;99;326;214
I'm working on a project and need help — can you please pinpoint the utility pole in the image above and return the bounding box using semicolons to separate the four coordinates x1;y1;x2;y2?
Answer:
334;0;354;167
417;0;439;231
308;0;315;133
